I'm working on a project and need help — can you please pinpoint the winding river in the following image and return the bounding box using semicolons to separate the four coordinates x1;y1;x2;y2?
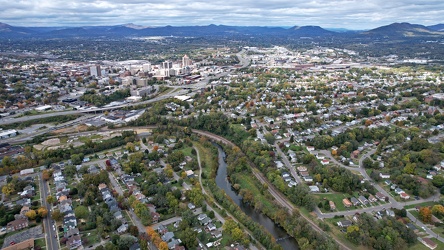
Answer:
213;143;299;250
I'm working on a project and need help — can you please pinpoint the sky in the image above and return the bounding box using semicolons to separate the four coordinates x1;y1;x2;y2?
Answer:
0;0;443;29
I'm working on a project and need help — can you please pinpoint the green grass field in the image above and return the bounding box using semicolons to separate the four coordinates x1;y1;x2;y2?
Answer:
405;201;439;210
181;147;193;157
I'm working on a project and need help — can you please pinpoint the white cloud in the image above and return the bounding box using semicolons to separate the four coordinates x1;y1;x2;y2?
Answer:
0;0;443;29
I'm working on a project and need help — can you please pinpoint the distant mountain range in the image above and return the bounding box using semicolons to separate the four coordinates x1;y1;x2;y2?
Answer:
0;22;443;39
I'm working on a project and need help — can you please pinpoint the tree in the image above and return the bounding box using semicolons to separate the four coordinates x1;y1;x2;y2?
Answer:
264;133;276;145
42;170;52;181
419;207;432;223
75;206;89;219
128;225;139;237
158;242;168;250
2;183;15;196
37;207;48;218
25;210;37;220
51;209;63;221
432;205;444;218
181;228;198;248
46;195;56;204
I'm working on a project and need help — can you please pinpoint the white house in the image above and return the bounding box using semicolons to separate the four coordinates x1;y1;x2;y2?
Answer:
379;173;391;179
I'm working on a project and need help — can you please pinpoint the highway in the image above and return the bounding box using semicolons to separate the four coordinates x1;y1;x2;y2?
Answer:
39;172;60;250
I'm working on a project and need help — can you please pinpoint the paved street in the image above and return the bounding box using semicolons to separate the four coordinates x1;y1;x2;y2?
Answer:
39;172;60;250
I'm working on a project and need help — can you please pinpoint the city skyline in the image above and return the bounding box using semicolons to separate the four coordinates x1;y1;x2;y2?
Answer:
0;0;443;30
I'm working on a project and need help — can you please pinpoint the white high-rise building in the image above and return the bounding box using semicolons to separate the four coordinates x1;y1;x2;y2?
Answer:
182;55;191;67
142;63;151;72
90;65;101;77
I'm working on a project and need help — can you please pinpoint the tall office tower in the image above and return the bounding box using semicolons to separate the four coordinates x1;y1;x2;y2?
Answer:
162;61;173;69
142;63;151;72
90;65;101;77
182;55;191;67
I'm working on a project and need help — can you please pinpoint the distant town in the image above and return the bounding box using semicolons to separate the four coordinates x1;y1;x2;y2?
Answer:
1;32;444;250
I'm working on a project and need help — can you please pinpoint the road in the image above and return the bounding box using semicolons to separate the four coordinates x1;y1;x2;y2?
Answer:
39;172;59;250
274;142;303;184
97;161;148;234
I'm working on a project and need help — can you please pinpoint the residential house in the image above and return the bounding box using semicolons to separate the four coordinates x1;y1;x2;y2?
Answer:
117;223;128;234
151;212;160;224
197;214;208;221
379;173;390;179
64;228;80;238
297;166;307;172
351;150;360;159
161;232;175;242
168;239;181;249
358;196;369;205
185;170;195;178
114;211;123;220
375;192;386;201
98;183;107;190
6;218;28;232
350;197;360;206
303;176;313;182
15;198;31;207
329;201;336;210
320;159;330;165
206;223;216;231
400;192;410;200
188;203;196;210
368;194;377;203
386;209;395;217
395;188;404;194
309;186;320;192
299;171;309;177
67;235;82;249
200;217;212;226
418;237;437;249
342;198;352;208
337;220;352;228
20;206;30;217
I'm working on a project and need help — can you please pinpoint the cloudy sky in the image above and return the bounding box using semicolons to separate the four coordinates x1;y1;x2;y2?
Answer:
0;0;442;29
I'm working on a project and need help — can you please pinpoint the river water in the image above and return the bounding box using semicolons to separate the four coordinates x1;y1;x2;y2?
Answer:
213;143;299;250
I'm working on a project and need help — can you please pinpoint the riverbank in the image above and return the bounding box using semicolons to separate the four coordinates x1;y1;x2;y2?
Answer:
194;139;282;249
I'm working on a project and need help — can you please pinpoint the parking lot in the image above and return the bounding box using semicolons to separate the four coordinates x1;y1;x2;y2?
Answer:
1;225;44;248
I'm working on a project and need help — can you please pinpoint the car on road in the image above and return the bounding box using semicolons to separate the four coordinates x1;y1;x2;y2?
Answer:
422;226;426;230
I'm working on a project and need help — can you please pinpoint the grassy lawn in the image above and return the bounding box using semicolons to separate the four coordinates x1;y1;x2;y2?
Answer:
410;210;420;220
193;142;217;179
181;147;194;157
314;193;350;212
81;230;100;247
430;224;444;237
232;173;275;212
35;238;47;249
405;201;439;210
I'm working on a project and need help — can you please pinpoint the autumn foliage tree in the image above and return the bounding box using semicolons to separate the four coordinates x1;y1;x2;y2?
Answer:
37;207;48;218
25;210;37;220
432;205;444;218
419;207;432;223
